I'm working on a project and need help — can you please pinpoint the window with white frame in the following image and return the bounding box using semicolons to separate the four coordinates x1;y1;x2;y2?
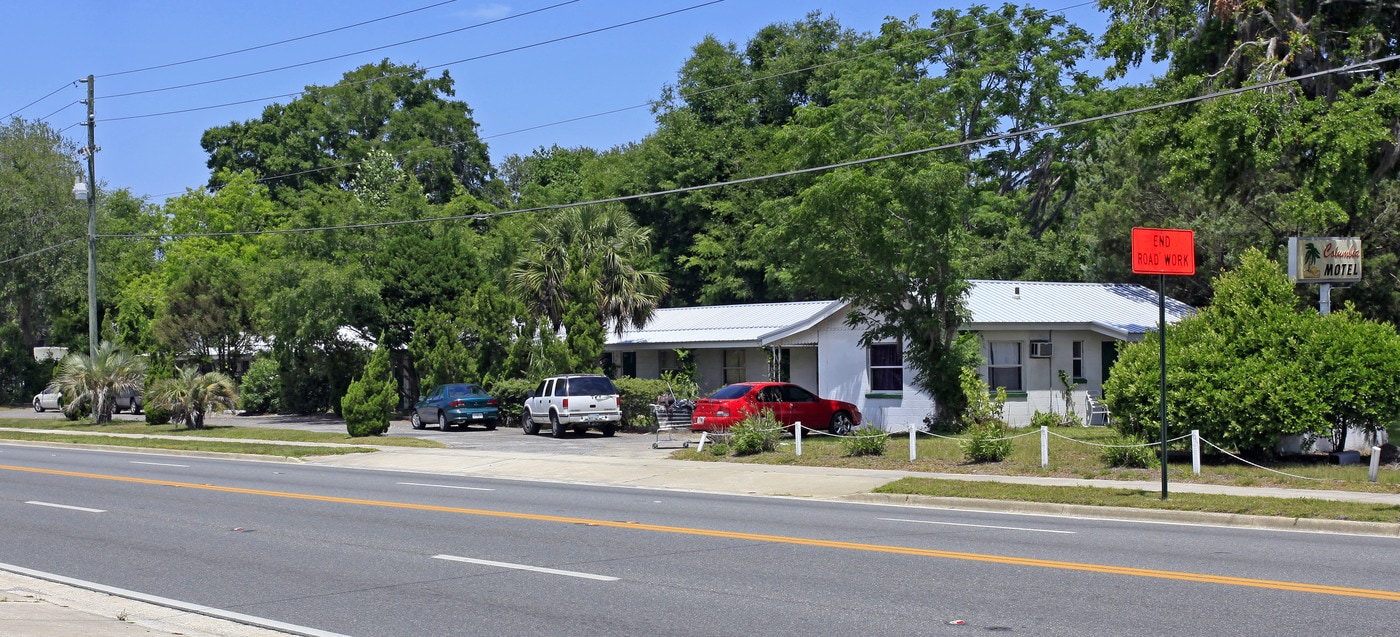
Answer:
987;341;1023;392
723;349;746;385
869;343;903;391
1072;340;1084;381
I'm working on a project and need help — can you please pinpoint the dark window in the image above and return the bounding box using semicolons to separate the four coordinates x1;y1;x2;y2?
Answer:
988;342;1023;392
1072;341;1084;380
708;384;753;400
622;352;637;378
567;376;617;396
779;384;815;402
869;343;904;391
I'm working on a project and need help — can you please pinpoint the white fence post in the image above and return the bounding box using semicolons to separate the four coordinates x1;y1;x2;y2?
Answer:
1040;426;1048;468
1370;446;1382;483
697;432;708;453
795;422;802;456
1191;430;1201;475
909;423;917;461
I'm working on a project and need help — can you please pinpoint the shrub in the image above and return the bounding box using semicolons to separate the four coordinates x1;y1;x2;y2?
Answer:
708;442;730;456
960;367;1007;429
1100;435;1160;469
487;378;538;428
238;356;281;414
1030;410;1060;429
842;424;889;457
613;377;672;431
144;405;173;425
961;421;1013;463
342;342;395;437
730;410;783;456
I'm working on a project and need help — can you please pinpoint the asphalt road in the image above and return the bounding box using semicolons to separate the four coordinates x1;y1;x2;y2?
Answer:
4;406;668;457
1;444;1397;636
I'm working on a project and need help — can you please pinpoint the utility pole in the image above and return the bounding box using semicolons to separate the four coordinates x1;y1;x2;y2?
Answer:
79;74;98;359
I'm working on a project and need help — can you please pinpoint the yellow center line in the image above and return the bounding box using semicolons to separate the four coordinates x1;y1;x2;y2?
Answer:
7;463;1398;601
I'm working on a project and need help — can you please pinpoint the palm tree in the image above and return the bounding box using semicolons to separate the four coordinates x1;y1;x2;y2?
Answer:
148;366;239;429
49;341;147;424
511;203;668;336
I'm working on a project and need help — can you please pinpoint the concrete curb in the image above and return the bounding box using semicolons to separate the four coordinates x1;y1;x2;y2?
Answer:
838;493;1400;537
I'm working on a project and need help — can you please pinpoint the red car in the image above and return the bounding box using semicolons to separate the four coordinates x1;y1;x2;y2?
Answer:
690;382;862;435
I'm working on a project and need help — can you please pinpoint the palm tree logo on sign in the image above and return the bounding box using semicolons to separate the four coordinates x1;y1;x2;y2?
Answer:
1301;242;1322;278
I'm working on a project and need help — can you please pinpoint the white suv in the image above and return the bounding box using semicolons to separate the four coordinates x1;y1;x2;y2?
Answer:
522;374;622;438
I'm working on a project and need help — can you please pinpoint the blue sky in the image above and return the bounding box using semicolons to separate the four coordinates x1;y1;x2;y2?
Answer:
4;0;1139;203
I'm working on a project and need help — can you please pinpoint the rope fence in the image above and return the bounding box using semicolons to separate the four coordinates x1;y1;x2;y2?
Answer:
722;421;1384;483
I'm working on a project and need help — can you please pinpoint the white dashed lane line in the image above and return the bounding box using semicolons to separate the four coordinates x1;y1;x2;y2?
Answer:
25;501;106;513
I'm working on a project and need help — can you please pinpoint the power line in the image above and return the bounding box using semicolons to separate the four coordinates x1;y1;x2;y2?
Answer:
97;0;464;78
95;53;1398;243
100;0;725;125
139;0;1094;198
5;1;462;121
0;238;81;266
4;82;78;121
103;0;582;100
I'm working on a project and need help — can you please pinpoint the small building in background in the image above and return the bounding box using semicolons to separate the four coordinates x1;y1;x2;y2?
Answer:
604;280;1193;429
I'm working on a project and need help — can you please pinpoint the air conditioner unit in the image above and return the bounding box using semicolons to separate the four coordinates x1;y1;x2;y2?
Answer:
1029;341;1053;358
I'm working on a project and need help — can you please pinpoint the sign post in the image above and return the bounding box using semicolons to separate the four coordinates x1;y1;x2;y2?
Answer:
1131;227;1195;499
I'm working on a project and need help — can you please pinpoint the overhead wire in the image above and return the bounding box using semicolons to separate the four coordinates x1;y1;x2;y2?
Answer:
137;0;1097;199
3;0;463;120
93;53;1399;243
3;82;78;121
101;0;726;123
97;0;464;78
103;0;583;100
0;238;81;266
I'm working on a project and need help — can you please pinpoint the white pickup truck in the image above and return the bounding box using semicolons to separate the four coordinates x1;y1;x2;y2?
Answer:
522;374;622;438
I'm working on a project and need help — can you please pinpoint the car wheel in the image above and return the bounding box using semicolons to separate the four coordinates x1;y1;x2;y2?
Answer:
438;411;451;431
411;411;425;429
550;412;563;438
33;399;43;413
830;411;856;436
601;424;617;437
522;410;539;435
133;400;142;415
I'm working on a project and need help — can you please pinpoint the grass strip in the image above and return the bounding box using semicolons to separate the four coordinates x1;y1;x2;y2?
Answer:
0;418;442;448
0;430;376;458
875;477;1400;523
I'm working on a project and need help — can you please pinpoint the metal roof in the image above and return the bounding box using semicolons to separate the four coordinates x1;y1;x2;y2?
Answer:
966;280;1193;338
605;281;1192;349
607;300;846;349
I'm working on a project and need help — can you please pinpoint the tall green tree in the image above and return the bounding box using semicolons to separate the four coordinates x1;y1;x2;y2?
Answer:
772;5;1098;421
201;60;493;204
511;204;667;335
0;118;86;350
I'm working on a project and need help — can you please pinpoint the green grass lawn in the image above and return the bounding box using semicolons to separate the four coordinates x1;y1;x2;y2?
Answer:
672;425;1400;493
0;417;445;455
873;477;1400;523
